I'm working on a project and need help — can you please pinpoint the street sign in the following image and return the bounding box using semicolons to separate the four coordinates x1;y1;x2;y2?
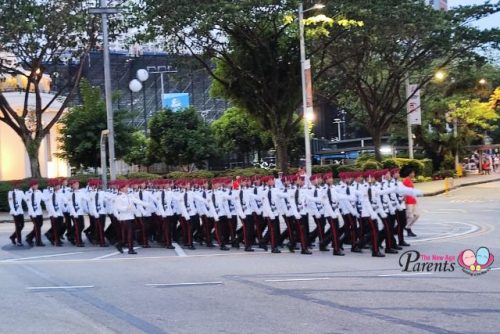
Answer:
304;59;313;114
406;83;422;125
162;93;190;112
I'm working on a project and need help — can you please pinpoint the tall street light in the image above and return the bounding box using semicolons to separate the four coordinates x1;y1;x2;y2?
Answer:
332;118;345;141
89;2;122;180
299;2;324;176
405;70;446;159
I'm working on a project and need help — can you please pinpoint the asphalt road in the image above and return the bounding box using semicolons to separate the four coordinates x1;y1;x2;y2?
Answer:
0;183;499;334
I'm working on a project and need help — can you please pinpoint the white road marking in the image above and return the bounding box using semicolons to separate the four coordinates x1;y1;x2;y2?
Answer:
173;242;187;257
26;285;94;290
490;267;500;271
92;251;121;260
377;273;433;277
91;246;141;260
0;252;84;262
411;222;480;243
145;281;223;287
0;251;262;265
265;277;331;283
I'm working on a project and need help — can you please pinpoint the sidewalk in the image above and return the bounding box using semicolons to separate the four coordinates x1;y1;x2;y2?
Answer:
1;174;499;223
415;173;500;196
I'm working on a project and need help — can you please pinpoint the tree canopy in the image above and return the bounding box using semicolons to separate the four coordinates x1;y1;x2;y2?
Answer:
58;80;134;170
315;0;500;160
134;0;362;172
0;0;101;177
148;108;219;171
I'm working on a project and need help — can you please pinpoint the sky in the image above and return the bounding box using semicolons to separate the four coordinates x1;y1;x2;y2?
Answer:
449;0;500;30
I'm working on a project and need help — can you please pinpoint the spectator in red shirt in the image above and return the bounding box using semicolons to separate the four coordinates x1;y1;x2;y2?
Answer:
482;159;491;175
402;167;418;237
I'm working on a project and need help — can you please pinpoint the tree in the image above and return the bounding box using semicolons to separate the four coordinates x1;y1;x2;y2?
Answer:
58;80;134;170
211;107;272;163
316;0;500;161
123;131;153;168
134;0;361;172
0;0;101;177
148;108;219;171
414;62;500;169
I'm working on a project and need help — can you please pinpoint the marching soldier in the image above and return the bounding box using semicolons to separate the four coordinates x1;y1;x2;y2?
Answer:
336;172;362;253
322;172;346;256
371;170;399;254
25;179;45;247
67;179;87;247
353;171;385;257
59;178;73;242
8;180;25;246
307;174;329;251
87;179;109;247
113;181;151;254
43;179;65;246
261;176;282;254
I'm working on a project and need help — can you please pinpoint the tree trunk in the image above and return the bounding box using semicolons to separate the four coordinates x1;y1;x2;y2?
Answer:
24;137;42;179
371;130;382;162
273;132;289;173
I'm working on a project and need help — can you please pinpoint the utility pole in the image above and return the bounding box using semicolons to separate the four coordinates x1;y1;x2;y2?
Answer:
89;2;122;180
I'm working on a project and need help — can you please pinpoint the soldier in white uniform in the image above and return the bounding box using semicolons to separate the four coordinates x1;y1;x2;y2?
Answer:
261;176;283;254
352;171;385;257
370;171;399;254
211;178;232;251
67;179;88;247
158;180;176;249
307;174;329;251
322;172;349;256
59;178;73;242
112;181;151;254
196;179;217;248
336;172;362;253
87;179;109;247
8;180;26;246
43;178;66;246
25;179;45;247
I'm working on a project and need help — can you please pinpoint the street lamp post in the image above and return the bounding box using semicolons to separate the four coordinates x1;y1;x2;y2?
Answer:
405;77;414;159
148;66;178;97
405;70;445;159
332;118;345;141
299;2;324;176
100;130;109;188
129;69;149;133
89;2;122;181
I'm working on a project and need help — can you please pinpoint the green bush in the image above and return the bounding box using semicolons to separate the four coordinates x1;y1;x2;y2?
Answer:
355;153;376;164
382;158;399;169
126;172;162;180
420;159;433;177
219;168;272;177
362;160;382;171
167;170;216;179
337;165;361;173
433;170;455;179
415;175;432;183
394;158;424;176
311;165;333;174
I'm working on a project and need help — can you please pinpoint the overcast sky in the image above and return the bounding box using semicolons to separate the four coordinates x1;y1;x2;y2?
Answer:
449;0;500;29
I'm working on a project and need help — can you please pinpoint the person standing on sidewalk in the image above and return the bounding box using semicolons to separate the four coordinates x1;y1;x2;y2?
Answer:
401;167;419;237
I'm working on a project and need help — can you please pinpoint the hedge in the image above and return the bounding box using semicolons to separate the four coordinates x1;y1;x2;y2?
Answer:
126;172;163;180
380;158;432;177
167;170;216;179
